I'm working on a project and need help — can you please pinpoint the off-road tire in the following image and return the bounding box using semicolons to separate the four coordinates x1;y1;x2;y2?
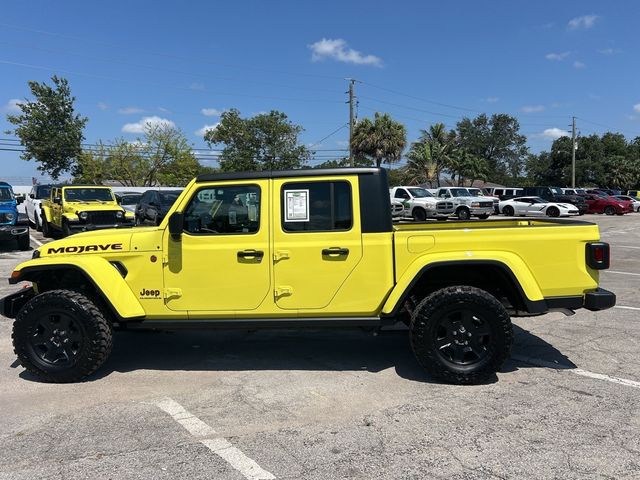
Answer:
546;207;560;218
61;220;72;237
409;286;513;385
17;233;30;251
12;290;113;383
502;205;514;217
477;214;490;220
412;208;427;222
604;206;615;216
41;217;51;238
457;207;471;220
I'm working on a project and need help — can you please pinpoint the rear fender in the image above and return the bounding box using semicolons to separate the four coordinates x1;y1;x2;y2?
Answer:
10;256;145;319
382;251;544;315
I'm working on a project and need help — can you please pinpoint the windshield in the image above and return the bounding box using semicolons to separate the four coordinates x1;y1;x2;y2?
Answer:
408;188;433;198
36;186;51;199
159;192;181;204
467;188;483;197
551;187;564;195
451;188;471;197
0;188;13;201
64;188;114;202
118;194;142;205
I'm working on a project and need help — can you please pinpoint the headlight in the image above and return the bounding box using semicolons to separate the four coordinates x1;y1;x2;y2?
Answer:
6;213;15;221
79;211;88;220
470;202;480;208
116;211;124;219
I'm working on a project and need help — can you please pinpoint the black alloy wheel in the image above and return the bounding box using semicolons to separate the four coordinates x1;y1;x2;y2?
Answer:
27;311;85;369
502;205;514;216
604;206;615;216
410;286;513;384
546;207;560;218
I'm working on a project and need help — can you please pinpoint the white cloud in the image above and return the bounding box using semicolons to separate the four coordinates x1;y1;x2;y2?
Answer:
97;102;109;111
568;14;599;30
122;116;175;134
521;105;545;113
542;128;570;140
189;82;205;91
2;98;23;113
308;38;382;67
196;123;219;137
484;96;499;103
201;108;224;117
545;51;570;61
633;104;640;113
573;60;586;69
118;106;144;114
158;107;170;113
597;48;619;55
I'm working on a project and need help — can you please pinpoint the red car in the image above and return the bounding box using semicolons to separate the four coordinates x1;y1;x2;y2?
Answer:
582;194;630;215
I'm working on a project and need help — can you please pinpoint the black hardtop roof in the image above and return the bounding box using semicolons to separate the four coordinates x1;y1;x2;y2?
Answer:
196;167;383;183
53;184;114;189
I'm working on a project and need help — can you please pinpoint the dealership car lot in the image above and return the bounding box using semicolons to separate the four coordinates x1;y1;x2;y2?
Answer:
0;215;638;479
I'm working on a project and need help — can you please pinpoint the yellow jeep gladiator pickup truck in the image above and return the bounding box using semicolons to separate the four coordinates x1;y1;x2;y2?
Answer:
1;168;615;384
41;185;134;237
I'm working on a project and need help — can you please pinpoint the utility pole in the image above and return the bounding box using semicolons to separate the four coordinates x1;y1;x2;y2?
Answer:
571;116;576;188
347;78;356;167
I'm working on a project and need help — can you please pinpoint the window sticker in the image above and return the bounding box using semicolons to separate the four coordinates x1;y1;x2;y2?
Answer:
284;189;309;222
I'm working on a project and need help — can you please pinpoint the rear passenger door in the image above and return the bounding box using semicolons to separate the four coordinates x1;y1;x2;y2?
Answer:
272;177;363;310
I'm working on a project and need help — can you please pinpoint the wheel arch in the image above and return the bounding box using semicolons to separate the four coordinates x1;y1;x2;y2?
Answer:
11;259;145;321
382;259;546;318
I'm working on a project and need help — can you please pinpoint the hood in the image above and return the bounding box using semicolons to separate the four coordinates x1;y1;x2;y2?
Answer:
64;201;124;213
36;228;135;257
412;197;439;205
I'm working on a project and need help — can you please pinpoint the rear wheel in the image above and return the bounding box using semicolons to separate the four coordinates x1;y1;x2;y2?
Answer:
12;290;113;383
412;208;427;222
604;206;615;216
457;207;471;220
502;205;514;217
546;207;560;218
409;286;513;384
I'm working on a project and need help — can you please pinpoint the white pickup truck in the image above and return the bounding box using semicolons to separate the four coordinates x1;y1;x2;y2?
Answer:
389;186;455;221
434;187;494;220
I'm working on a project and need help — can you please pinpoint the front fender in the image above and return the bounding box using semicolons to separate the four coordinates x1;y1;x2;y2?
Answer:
10;256;145;319
381;251;545;315
41;205;52;222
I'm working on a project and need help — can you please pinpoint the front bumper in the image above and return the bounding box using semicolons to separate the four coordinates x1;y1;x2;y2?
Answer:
0;287;35;318
469;206;494;216
0;225;29;239
67;221;134;232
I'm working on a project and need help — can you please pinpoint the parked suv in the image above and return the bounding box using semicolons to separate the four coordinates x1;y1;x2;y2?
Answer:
522;187;587;215
435;187;494;220
25;184;52;232
389;186;454;221
0;182;30;250
135;189;183;225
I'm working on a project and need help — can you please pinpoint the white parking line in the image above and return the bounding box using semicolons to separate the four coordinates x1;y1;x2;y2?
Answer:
154;397;275;480
512;355;640;390
29;235;43;247
615;305;640;311
607;270;640;277
615;245;640;250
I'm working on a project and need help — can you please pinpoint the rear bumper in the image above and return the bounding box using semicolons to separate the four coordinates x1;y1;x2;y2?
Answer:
544;288;616;312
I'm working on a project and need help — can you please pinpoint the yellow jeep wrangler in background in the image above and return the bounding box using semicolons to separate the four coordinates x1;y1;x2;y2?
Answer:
1;168;615;384
41;185;134;237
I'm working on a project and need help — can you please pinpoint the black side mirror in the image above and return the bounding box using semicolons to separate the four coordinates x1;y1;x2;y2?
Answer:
16;196;24;205
54;197;61;205
29;193;35;199
168;212;183;240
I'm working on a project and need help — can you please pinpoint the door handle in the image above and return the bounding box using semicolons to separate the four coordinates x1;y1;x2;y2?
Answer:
322;247;349;256
237;249;264;259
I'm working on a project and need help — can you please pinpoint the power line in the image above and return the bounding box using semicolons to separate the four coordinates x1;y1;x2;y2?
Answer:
307;124;348;148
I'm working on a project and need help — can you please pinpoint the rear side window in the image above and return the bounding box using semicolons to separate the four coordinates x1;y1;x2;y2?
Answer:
281;181;352;232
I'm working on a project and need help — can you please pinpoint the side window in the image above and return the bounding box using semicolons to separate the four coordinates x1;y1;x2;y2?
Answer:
281;180;352;232
494;189;504;196
394;189;409;199
141;192;151;204
183;184;260;235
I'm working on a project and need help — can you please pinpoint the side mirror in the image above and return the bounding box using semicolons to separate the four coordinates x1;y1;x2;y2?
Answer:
54;197;61;205
168;212;183;240
29;193;35;199
16;196;24;205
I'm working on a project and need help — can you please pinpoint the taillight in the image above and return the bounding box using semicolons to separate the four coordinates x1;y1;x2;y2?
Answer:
586;242;610;270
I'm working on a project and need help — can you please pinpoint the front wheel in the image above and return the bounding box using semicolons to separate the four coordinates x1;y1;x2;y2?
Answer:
502;205;514;216
12;290;113;383
41;218;51;238
409;286;513;385
457;208;471;220
62;220;72;237
604;206;615;216
546;207;560;218
412;208;427;222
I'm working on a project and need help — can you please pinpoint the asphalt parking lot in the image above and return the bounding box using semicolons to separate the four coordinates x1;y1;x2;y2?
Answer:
0;215;638;479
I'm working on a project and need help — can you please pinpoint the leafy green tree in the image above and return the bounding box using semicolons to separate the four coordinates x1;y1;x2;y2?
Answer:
351;112;407;168
407;123;456;187
445;150;490;186
205;109;310;171
456;113;528;183
405;141;437;186
7;76;88;179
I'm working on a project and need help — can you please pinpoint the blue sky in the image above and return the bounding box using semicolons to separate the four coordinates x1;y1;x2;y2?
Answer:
1;0;639;181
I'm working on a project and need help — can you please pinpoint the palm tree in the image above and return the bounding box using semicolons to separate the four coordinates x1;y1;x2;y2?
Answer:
410;123;456;187
351;113;407;168
406;140;438;186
